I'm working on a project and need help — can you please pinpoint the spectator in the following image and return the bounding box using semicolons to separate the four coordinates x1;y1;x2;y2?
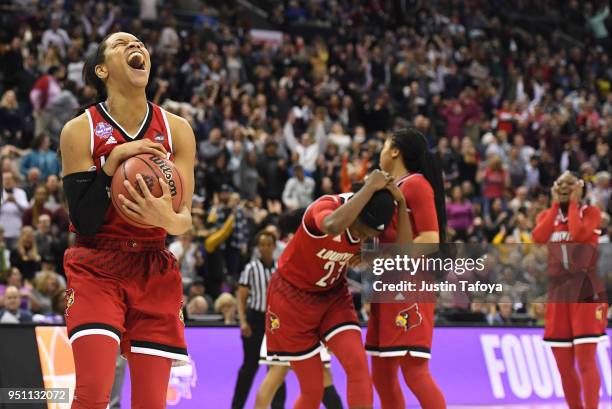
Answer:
20;133;61;181
283;113;327;173
0;226;10;272
29;66;66;139
34;214;55;261
508;186;532;214
215;292;238;325
169;228;199;288
487;296;517;325
41;16;71;58
529;301;546;326
10;226;41;281
0;268;31;310
478;155;508;218
200;128;225;161
22;185;53;228
186;277;213;312
0;89;26;146
446;185;474;241
186;295;209;318
590;171;610;211
0;286;33;323
1;172;29;248
204;193;240;299
257;141;288;202
585;3;610;47
23;167;42;200
43;174;63;212
282;165;315;210
29;270;63;314
589;139;610;172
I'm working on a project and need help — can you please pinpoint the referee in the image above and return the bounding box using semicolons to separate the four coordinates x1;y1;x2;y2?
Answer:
231;230;286;409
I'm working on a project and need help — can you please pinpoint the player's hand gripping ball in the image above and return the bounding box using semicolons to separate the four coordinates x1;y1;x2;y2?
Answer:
110;154;184;228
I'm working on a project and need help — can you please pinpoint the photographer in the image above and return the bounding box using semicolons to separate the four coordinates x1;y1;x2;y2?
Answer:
0;172;29;249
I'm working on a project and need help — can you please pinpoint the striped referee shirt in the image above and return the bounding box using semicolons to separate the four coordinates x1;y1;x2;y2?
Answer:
238;258;276;312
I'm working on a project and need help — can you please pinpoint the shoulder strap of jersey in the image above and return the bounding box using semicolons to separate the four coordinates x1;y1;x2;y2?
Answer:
84;105;96;157
153;102;174;154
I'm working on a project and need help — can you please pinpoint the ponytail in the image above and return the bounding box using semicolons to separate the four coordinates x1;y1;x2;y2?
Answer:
75;34;111;117
391;128;448;243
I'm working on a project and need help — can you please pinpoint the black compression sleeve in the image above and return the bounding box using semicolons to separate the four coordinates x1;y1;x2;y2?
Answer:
63;170;113;236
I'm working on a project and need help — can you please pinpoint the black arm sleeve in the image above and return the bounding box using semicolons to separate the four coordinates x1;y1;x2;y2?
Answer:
63;170;113;236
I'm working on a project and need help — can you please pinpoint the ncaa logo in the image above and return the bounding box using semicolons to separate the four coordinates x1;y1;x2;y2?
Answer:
155;134;165;142
95;122;113;139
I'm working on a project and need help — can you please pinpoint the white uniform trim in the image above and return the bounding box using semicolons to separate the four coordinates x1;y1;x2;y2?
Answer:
260;336;331;366
543;340;573;347
160;109;173;153
268;345;323;362
85;109;94;156
324;324;361;341
366;349;408;357
99;102;150;140
573;334;608;345
408;350;432;359
69;328;120;344
131;346;190;362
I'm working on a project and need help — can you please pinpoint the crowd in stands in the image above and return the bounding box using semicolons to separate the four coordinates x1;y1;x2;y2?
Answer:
0;0;610;326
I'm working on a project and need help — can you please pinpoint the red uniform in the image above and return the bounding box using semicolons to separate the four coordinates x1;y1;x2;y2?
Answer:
265;194;362;360
64;102;188;364
366;173;439;358
532;201;608;347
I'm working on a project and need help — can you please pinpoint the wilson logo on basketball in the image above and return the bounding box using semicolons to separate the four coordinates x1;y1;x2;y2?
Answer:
149;155;177;197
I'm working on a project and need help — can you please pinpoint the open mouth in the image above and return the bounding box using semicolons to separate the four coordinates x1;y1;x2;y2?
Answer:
127;51;146;70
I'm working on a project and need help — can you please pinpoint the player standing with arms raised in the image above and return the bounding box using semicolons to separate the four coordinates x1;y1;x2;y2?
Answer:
265;170;411;409
366;128;447;409
60;32;195;409
533;172;607;409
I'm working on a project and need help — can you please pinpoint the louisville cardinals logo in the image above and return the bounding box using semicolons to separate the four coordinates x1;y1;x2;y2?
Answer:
395;303;422;331
64;288;75;317
268;309;280;332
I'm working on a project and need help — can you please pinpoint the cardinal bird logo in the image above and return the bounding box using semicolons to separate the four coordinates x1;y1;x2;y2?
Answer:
395;303;422;331
268;309;280;332
64;288;75;317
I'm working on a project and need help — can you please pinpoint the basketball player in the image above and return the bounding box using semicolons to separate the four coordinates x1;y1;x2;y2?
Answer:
366;128;447;409
256;342;341;409
265;170;411;409
533;171;608;409
59;32;195;409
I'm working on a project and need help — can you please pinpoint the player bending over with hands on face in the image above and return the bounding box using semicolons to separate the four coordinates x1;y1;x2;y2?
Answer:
264;169;412;409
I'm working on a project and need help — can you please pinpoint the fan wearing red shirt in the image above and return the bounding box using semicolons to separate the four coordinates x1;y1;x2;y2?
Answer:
366;128;447;409
532;172;607;409
265;170;412;409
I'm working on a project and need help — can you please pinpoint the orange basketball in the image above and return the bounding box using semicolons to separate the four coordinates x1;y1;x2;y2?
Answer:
110;154;184;228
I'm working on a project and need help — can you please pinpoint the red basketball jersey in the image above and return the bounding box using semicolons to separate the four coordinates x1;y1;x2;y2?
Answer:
378;173;439;243
534;203;601;245
71;101;175;240
277;194;361;292
533;202;603;297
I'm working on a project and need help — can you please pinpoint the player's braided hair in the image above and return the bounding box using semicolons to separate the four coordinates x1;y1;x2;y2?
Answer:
390;127;447;243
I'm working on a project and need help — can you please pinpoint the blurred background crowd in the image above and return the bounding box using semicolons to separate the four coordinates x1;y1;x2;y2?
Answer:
0;0;610;326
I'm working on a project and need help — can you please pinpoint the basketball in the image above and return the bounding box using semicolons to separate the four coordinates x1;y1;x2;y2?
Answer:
110;153;184;228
